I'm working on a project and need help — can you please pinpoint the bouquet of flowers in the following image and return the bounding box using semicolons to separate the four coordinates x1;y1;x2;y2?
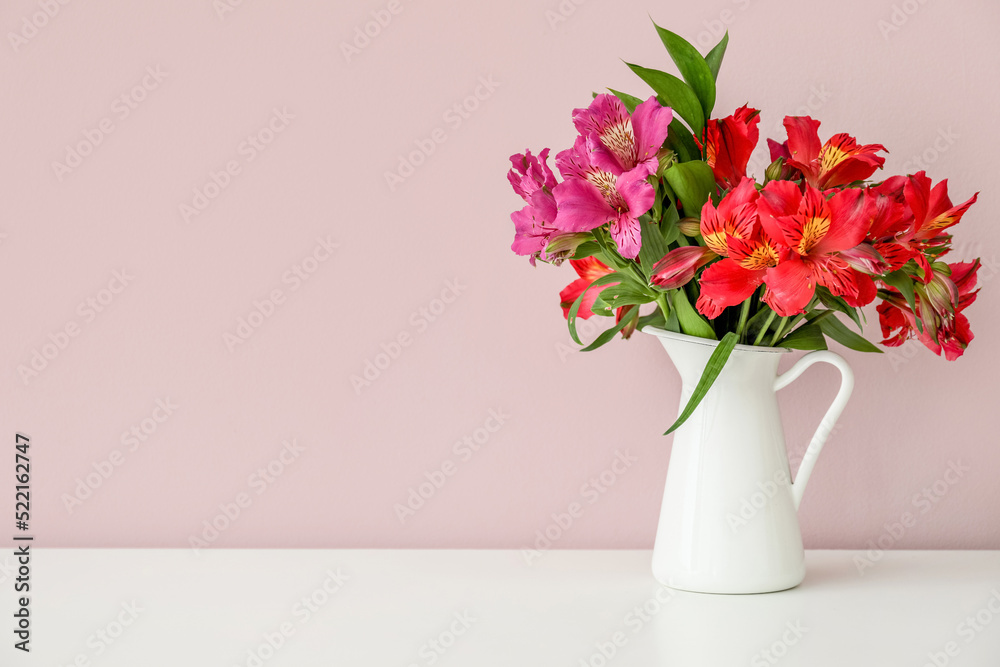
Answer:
505;23;981;431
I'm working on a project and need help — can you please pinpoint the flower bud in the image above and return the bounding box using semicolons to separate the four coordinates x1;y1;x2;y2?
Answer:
764;157;785;183
677;217;702;237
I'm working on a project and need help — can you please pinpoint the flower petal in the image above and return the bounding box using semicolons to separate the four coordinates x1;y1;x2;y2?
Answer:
762;258;815;316
783;116;822;169
609;214;642;259
758;180;803;246
813;187;871;254
631;96;673;167
553;178;614;232
696;258;765;318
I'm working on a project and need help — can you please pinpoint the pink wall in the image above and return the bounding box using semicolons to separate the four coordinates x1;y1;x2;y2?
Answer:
2;0;998;551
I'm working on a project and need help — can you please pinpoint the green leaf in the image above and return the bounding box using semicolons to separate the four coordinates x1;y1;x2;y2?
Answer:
704;31;729;81
816;288;863;332
778;323;828;350
567;273;622;344
663;161;716;218
592;282;656;313
638;310;666;331
652;22;716;116
625;62;705;135
817;314;883;353
671;289;716;340
664;331;738;435
638;219;669;275
607;88;643;113
570;241;601;260
659;202;681;246
664;118;701;162
882;270;922;333
580;313;635;352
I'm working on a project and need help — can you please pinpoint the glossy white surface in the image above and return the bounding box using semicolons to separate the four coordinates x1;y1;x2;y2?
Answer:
646;328;854;593
2;549;999;666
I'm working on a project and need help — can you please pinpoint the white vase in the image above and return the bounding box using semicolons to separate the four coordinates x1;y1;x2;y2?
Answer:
643;327;854;594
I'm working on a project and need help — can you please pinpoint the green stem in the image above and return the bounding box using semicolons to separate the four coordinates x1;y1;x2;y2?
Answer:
769;316;790;347
655;293;670;322
752;309;777;346
735;299;752;344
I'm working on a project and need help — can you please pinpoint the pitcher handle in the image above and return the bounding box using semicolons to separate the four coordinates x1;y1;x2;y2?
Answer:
774;351;854;511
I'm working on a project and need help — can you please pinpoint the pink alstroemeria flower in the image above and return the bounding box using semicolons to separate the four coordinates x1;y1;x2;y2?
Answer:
554;143;655;259
571;94;673;176
549;95;672;260
508;148;561;264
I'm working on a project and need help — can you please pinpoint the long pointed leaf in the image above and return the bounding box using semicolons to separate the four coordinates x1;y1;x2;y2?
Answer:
704;32;729;81
672;289;715;340
580;313;635;352
652;22;716;116
625;62;705;135
818;313;883;353
664;332;738;435
567;273;621;344
777;323;828;350
607;88;643;113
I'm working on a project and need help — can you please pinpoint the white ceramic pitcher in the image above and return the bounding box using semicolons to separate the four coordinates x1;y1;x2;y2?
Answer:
644;327;854;594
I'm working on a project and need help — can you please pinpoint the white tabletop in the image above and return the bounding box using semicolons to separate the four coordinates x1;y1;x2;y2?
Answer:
3;548;999;665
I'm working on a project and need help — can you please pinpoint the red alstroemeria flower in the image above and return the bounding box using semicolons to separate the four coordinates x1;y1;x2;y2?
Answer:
697;104;760;189
777;116;887;189
757;181;876;314
693;178;787;318
696;227;784;319
699;177;760;257
877;260;980;360
559;256;638;338
878;171;979;243
872;171;978;282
